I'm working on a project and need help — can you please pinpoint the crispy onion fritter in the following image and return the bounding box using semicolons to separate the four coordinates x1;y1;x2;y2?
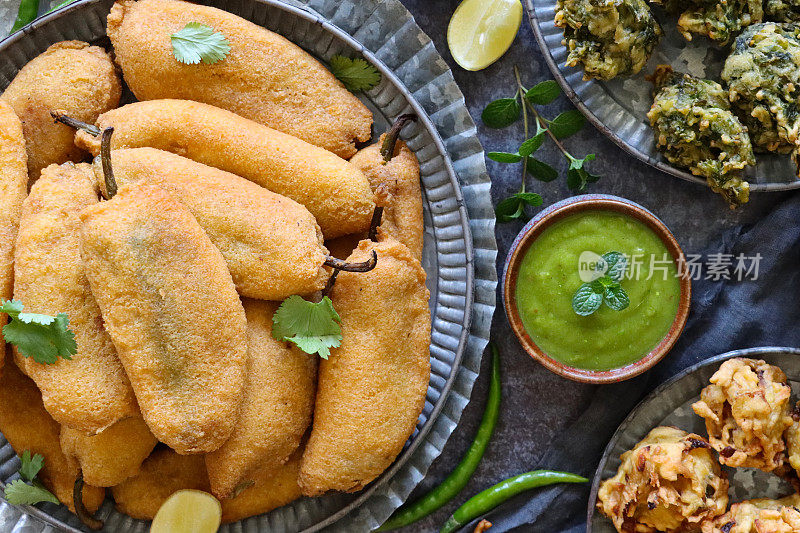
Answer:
554;0;662;80
701;494;800;533
597;426;729;533
692;358;794;472
647;65;754;207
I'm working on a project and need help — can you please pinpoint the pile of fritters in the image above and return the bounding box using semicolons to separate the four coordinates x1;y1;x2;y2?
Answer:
598;358;800;533
0;0;433;526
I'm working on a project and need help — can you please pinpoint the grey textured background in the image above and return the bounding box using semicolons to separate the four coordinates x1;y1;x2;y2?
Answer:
398;1;795;532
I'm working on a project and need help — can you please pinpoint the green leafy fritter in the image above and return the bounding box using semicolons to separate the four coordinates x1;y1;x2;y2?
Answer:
653;0;762;44
554;0;662;80
647;66;754;207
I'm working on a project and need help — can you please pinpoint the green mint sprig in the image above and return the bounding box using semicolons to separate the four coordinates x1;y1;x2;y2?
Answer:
572;252;629;316
482;67;600;223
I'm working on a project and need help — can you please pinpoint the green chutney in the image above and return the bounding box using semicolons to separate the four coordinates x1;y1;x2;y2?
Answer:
515;210;681;371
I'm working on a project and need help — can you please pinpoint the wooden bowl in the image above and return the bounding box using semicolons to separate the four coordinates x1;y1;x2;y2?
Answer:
502;194;691;384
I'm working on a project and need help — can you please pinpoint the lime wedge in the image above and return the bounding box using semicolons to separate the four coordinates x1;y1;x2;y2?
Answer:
447;0;523;71
150;490;221;533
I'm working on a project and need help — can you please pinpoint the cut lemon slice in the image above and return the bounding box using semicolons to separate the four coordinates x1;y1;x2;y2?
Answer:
447;0;523;71
150;490;221;533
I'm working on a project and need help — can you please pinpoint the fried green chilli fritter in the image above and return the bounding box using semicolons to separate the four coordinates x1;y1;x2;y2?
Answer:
647;66;754;207
554;0;662;80
722;22;800;162
653;0;762;44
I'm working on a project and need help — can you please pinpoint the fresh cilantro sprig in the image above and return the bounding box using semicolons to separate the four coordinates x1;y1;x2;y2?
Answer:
0;300;76;365
483;67;600;223
3;451;59;506
171;22;231;65
329;55;381;92
272;295;342;359
572;252;630;316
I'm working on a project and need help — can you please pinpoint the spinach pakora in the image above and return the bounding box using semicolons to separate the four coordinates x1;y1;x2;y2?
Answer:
554;0;662;80
722;22;800;167
765;0;800;22
653;0;762;44
647;65;754;207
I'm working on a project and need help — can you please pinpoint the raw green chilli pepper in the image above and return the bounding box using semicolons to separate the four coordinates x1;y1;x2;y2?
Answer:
376;343;501;531
440;470;588;533
10;0;40;33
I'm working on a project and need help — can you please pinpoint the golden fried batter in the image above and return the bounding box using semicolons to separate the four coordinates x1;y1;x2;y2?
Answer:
92;147;328;300
60;417;157;487
350;137;424;260
702;494;800;533
13;163;138;433
79;183;247;454
596;426;729;533
0;101;28;375
0;41;120;181
0;351;105;514
692;358;793;471
206;299;316;500
107;0;372;158
220;450;303;523
300;239;430;496
111;447;209;520
74;99;375;238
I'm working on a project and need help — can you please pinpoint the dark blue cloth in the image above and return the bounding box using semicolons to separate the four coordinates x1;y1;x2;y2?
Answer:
463;192;800;532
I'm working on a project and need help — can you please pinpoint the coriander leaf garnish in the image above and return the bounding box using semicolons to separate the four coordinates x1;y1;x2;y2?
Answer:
571;252;630;316
272;295;342;359
483;67;599;223
1;300;76;365
171;22;231;65
18;451;43;483
329;55;381;92
481;98;521;129
3;451;59;506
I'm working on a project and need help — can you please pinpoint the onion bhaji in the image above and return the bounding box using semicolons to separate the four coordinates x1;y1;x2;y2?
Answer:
647;66;754;207
722;23;800;165
702;494;800;533
554;0;662;80
653;0;762;44
596;426;729;533
692;358;794;472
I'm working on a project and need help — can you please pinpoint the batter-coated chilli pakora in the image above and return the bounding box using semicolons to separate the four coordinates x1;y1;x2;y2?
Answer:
702;494;800;533
596;426;729;533
79;183;248;454
692;358;793;471
722;23;800;161
554;0;662;80
647;66;754;207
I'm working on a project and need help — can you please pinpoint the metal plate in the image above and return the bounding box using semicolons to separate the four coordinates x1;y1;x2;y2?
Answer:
588;347;800;532
0;0;498;531
525;0;800;192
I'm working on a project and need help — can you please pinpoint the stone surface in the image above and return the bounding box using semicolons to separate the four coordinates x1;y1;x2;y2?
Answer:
398;1;793;532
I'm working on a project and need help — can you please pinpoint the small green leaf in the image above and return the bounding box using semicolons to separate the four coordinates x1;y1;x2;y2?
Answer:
604;285;630;311
1;300;76;365
18;452;43;483
482;98;521;129
495;196;526;223
548;110;586;139
329;55;381;92
572;283;603;316
567;168;587;192
518;132;546;157
3;479;59;506
487;152;522;163
525;80;561;105
171;22;231;65
272;296;342;358
526;158;558;182
602;252;627;282
514;192;543;207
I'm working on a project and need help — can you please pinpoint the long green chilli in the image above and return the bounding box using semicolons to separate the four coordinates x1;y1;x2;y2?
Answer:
10;0;40;33
377;343;501;531
440;470;588;533
46;0;77;14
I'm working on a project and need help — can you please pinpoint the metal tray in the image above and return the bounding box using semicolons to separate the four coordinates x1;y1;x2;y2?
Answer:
0;0;499;531
526;0;800;192
588;347;800;532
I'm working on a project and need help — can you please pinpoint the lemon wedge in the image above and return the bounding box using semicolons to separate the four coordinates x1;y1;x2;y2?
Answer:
447;0;523;71
150;490;221;533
